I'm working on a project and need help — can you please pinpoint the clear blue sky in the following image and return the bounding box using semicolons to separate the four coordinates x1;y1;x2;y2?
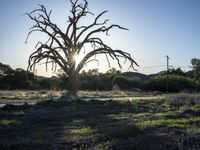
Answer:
0;0;200;76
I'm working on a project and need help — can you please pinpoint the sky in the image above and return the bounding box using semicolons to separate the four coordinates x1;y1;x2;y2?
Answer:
0;0;200;77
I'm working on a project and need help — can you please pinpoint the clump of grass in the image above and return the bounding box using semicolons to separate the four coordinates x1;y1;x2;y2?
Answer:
154;112;175;118
109;113;149;120
179;105;192;113
66;127;98;145
71;127;93;135
0;119;21;126
12;111;25;116
191;104;200;113
186;126;200;136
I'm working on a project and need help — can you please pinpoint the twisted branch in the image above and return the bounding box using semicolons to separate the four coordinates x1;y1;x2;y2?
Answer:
26;0;138;80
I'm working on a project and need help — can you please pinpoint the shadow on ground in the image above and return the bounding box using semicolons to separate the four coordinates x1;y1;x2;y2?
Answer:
0;97;199;150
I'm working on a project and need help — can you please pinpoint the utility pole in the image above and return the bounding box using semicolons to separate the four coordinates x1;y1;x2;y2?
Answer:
166;55;169;72
166;55;170;93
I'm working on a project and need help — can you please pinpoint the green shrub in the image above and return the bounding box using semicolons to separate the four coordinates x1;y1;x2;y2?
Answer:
146;75;200;92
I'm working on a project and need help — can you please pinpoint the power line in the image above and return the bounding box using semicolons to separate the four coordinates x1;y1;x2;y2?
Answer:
135;55;193;71
138;65;166;70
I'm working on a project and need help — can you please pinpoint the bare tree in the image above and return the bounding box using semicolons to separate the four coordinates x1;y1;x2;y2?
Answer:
26;0;138;96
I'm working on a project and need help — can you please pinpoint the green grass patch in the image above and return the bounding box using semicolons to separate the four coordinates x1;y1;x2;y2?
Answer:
71;127;93;135
65;127;99;145
191;104;200;113
109;113;149;120
154;112;176;118
0;119;21;126
137;117;200;129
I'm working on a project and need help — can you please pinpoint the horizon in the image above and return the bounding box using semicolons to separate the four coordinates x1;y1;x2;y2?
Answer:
0;0;199;77
0;61;192;78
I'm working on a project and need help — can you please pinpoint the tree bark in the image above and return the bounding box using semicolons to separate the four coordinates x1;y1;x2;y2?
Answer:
63;63;79;101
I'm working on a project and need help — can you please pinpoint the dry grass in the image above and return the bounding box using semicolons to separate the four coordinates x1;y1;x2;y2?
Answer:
0;90;65;100
165;93;200;106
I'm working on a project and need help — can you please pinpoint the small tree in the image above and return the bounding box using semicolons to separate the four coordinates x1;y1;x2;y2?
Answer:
26;0;138;97
0;62;14;76
191;58;200;80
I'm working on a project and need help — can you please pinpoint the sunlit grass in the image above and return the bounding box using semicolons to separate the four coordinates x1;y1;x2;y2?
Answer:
0;119;21;126
71;127;93;135
136;117;200;129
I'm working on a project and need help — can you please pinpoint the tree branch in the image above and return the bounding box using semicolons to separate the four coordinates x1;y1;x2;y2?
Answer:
76;48;138;73
26;0;138;82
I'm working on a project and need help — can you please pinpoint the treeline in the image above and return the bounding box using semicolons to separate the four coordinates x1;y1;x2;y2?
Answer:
0;58;200;92
79;68;200;92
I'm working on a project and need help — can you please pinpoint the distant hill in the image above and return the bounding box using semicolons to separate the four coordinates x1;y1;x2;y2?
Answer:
123;70;174;81
157;70;167;75
123;72;150;81
36;75;50;81
148;70;167;78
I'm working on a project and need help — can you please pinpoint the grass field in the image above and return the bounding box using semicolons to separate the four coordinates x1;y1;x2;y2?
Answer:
0;91;200;149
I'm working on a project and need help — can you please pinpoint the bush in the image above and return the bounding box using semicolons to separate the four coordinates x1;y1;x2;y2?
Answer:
112;76;131;90
145;75;200;92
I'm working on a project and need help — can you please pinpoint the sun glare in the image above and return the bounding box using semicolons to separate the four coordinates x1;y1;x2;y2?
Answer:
73;53;83;68
73;54;78;63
